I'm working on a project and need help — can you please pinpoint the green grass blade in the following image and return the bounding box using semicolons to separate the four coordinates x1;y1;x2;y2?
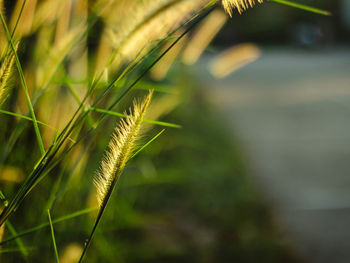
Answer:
47;210;59;263
269;0;331;15
0;207;96;245
5;221;27;258
0;190;5;201
144;119;180;128
135;83;177;94
90;108;181;128
0;109;77;144
0;12;45;155
10;0;26;38
64;77;95;128
0;247;35;254
0;109;53;129
131;129;165;159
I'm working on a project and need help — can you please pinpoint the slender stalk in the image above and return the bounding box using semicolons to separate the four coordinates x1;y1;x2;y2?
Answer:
47;210;59;263
5;221;27;257
0;12;45;155
77;185;116;263
10;0;26;38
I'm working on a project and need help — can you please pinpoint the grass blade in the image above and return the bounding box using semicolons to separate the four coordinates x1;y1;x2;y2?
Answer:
47;210;59;263
131;129;165;159
5;221;27;258
90;108;181;128
0;109;53;129
0;247;34;254
0;191;6;201
0;109;76;143
0;207;96;245
0;12;45;155
269;0;331;16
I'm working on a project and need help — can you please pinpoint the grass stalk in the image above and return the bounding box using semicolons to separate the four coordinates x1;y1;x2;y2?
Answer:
5;221;27;257
0;12;45;155
78;91;153;262
47;210;59;263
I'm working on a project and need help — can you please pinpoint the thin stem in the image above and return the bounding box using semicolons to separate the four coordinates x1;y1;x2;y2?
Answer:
5;221;27;258
47;210;60;263
78;178;119;263
0;12;45;155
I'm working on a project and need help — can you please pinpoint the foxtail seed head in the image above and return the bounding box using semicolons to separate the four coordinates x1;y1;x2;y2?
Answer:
221;0;263;16
94;90;153;207
0;44;17;106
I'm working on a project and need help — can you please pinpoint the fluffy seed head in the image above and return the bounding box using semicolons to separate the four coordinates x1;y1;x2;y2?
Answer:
221;0;263;16
0;44;17;106
101;0;208;67
94;90;153;207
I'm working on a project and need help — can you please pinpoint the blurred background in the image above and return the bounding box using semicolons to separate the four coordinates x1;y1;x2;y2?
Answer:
1;0;350;262
192;1;350;262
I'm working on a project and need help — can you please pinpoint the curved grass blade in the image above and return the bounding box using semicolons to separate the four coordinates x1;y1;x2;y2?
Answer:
90;108;181;128
0;109;76;143
0;109;54;130
269;0;331;16
0;207;96;245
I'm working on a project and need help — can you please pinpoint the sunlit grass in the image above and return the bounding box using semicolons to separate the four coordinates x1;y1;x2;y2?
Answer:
0;0;330;261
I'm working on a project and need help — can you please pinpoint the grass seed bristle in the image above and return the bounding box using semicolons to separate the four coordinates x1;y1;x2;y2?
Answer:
221;0;263;16
0;44;17;106
94;90;153;207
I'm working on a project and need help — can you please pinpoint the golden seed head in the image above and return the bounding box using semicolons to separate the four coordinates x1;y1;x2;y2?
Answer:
94;90;153;207
221;0;263;16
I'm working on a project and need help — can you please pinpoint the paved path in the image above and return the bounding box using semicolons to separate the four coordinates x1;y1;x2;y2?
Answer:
196;47;350;263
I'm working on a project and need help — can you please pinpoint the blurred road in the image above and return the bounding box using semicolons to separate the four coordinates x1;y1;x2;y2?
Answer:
196;47;350;263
